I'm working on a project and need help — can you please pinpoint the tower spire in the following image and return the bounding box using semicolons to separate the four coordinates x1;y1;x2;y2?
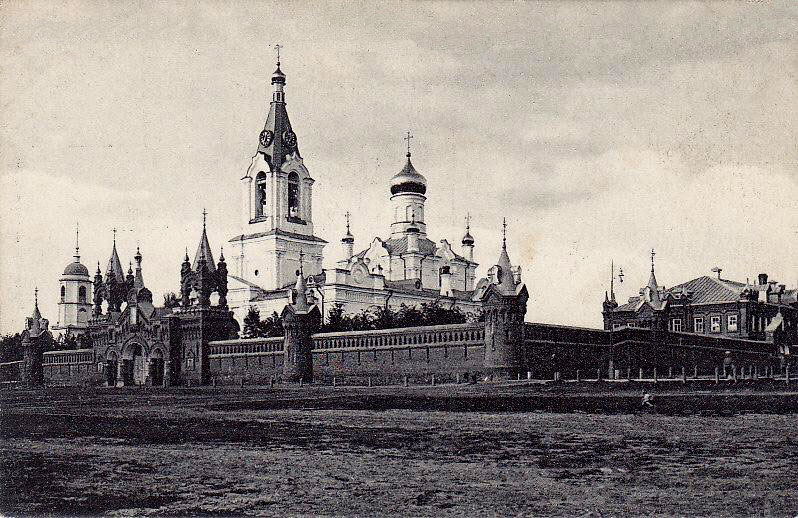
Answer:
650;248;656;273
74;223;80;261
502;217;507;249
193;210;216;272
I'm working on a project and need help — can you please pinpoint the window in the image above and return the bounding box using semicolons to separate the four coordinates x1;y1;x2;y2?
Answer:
78;286;87;303
255;172;267;218
728;314;738;332
710;316;721;333
186;358;195;371
77;308;87;323
60;286;66;301
694;317;704;334
287;172;300;218
670;318;682;332
97;362;104;373
612;323;623;330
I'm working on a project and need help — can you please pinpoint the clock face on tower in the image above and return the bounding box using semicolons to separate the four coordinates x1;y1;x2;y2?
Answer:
283;130;297;148
259;130;274;147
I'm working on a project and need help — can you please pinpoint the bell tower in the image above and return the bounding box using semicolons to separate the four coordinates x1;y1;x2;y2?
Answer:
232;46;326;290
54;225;93;337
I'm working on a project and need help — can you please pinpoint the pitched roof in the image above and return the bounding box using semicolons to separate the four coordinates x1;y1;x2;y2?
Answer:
383;279;475;302
354;236;470;262
614;275;748;312
193;227;216;273
105;242;125;282
669;275;746;304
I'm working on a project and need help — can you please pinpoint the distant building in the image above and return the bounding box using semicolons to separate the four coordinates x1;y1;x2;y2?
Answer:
603;255;797;352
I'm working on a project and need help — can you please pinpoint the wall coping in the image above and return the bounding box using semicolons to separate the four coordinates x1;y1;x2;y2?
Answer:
209;336;283;346
312;322;482;340
43;348;93;356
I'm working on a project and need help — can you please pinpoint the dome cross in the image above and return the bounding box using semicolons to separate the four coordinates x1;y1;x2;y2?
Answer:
403;130;413;157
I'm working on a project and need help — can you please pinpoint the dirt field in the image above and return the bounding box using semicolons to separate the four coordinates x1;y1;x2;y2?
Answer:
1;386;797;516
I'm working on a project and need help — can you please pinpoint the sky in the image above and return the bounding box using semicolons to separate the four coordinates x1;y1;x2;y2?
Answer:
1;1;796;334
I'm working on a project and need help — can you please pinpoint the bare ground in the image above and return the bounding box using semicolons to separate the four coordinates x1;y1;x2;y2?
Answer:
1;386;797;516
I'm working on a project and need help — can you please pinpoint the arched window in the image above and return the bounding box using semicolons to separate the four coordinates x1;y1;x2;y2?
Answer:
78;286;87;303
255;172;267;218
288;172;300;218
77;308;87;323
60;286;66;301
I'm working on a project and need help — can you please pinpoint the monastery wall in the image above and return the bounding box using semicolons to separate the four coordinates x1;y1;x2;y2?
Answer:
42;349;99;386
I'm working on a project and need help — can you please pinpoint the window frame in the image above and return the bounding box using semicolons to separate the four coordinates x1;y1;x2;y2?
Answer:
710;315;721;333
694;317;705;334
670;318;682;332
727;314;738;332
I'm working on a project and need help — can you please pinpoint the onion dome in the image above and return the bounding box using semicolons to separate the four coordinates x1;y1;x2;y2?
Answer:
390;153;427;195
462;230;475;246
271;64;286;85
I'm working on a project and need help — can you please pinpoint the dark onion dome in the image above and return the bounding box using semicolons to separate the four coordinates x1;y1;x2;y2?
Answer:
63;261;89;277
461;230;475;246
271;64;286;84
390;153;427;195
341;230;354;243
406;221;420;234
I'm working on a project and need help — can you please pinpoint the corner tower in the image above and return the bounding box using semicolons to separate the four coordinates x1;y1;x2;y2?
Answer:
232;49;326;290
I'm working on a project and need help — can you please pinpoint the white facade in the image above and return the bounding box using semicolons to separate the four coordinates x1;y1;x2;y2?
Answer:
225;61;520;329
54;248;93;337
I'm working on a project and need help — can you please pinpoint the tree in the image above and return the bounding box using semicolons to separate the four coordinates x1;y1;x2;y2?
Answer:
242;306;263;338
261;311;284;337
350;309;375;331
396;304;424;328
0;333;23;363
324;303;352;332
163;292;180;309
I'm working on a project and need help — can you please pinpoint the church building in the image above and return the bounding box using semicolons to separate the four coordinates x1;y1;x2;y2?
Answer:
225;57;514;325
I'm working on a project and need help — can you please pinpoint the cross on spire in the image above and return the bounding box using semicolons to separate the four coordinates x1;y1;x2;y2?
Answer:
74;222;80;259
112;227;117;245
274;43;282;65
202;208;207;230
403;130;413;157
502;217;507;248
34;286;38;307
465;212;471;231
345;211;351;232
650;248;656;272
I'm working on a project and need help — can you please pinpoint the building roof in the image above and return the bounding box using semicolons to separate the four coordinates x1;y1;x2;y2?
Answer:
256;63;300;172
63;261;89;277
353;236;470;263
105;241;124;283
228;229;328;244
614;275;750;312
193;226;216;273
383;279;475;302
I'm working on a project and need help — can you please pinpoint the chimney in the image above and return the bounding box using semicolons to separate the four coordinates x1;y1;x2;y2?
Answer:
758;273;768;285
439;266;453;297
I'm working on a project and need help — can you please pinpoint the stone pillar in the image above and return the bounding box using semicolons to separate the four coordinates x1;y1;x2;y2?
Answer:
282;305;320;383
22;335;44;388
481;284;529;379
